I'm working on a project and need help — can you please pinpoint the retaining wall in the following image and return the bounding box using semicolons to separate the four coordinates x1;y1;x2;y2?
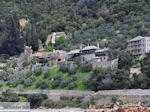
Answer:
0;88;150;106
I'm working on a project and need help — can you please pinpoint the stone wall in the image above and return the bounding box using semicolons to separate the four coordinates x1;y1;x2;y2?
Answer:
0;88;94;102
0;88;150;106
93;58;118;69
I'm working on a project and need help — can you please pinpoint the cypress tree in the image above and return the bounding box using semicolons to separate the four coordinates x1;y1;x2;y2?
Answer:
30;25;39;51
4;14;24;55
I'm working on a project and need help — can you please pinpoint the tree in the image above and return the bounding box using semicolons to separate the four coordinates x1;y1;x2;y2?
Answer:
118;51;133;69
30;25;39;51
141;53;150;78
52;74;62;88
26;94;48;108
23;23;39;51
23;23;32;46
3;14;24;55
43;71;50;79
86;68;131;91
79;6;88;17
34;68;42;76
38;30;49;43
68;82;77;89
36;79;49;89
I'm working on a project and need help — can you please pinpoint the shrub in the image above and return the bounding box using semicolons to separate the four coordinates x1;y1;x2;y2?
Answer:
80;61;92;72
112;97;117;103
46;45;53;52
43;71;50;79
24;79;32;87
22;61;30;67
118;100;124;105
30;76;36;82
52;74;62;88
72;75;78;81
0;80;4;87
31;57;39;65
36;80;49;89
54;74;62;80
26;94;48;108
7;73;22;87
0;71;8;81
59;62;69;73
61;79;69;87
68;68;77;75
68;82;77;89
83;76;90;87
55;36;66;44
67;77;75;82
52;80;60;88
34;68;42;76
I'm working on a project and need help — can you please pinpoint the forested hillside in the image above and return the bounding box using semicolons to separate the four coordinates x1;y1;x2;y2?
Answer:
0;0;150;55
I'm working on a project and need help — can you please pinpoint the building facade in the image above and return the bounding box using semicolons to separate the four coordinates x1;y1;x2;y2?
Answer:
81;46;99;61
128;36;150;56
67;45;118;69
68;49;80;61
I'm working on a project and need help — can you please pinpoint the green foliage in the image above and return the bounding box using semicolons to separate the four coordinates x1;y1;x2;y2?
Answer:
1;14;24;56
22;61;30;67
1;66;92;90
118;100;124;105
68;82;77;89
25;94;48;108
43;71;50;79
48;41;52;46
80;61;92;72
0;90;19;102
36;79;49;89
61;79;69;88
55;36;66;44
59;62;70;73
39;30;49;43
54;36;66;50
141;53;150;78
0;71;9;81
46;40;53;51
46;45;53;52
68;68;77;75
118;51;133;69
86;68;131;91
134;53;150;89
0;0;150;56
52;74;63;88
34;68;42;76
24;79;33;87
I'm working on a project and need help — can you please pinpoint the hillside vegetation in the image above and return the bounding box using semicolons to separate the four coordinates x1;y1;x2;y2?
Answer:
0;0;150;55
1;67;92;90
1;0;150;91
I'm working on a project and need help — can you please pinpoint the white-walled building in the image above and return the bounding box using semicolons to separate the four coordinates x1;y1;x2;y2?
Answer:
128;36;150;56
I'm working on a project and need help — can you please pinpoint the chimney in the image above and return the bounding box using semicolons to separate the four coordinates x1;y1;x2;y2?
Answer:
87;43;90;46
97;40;100;48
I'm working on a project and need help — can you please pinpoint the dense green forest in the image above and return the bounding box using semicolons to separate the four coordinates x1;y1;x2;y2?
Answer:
0;0;150;55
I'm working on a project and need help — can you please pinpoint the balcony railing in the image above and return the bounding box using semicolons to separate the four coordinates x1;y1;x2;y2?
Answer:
128;47;143;50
